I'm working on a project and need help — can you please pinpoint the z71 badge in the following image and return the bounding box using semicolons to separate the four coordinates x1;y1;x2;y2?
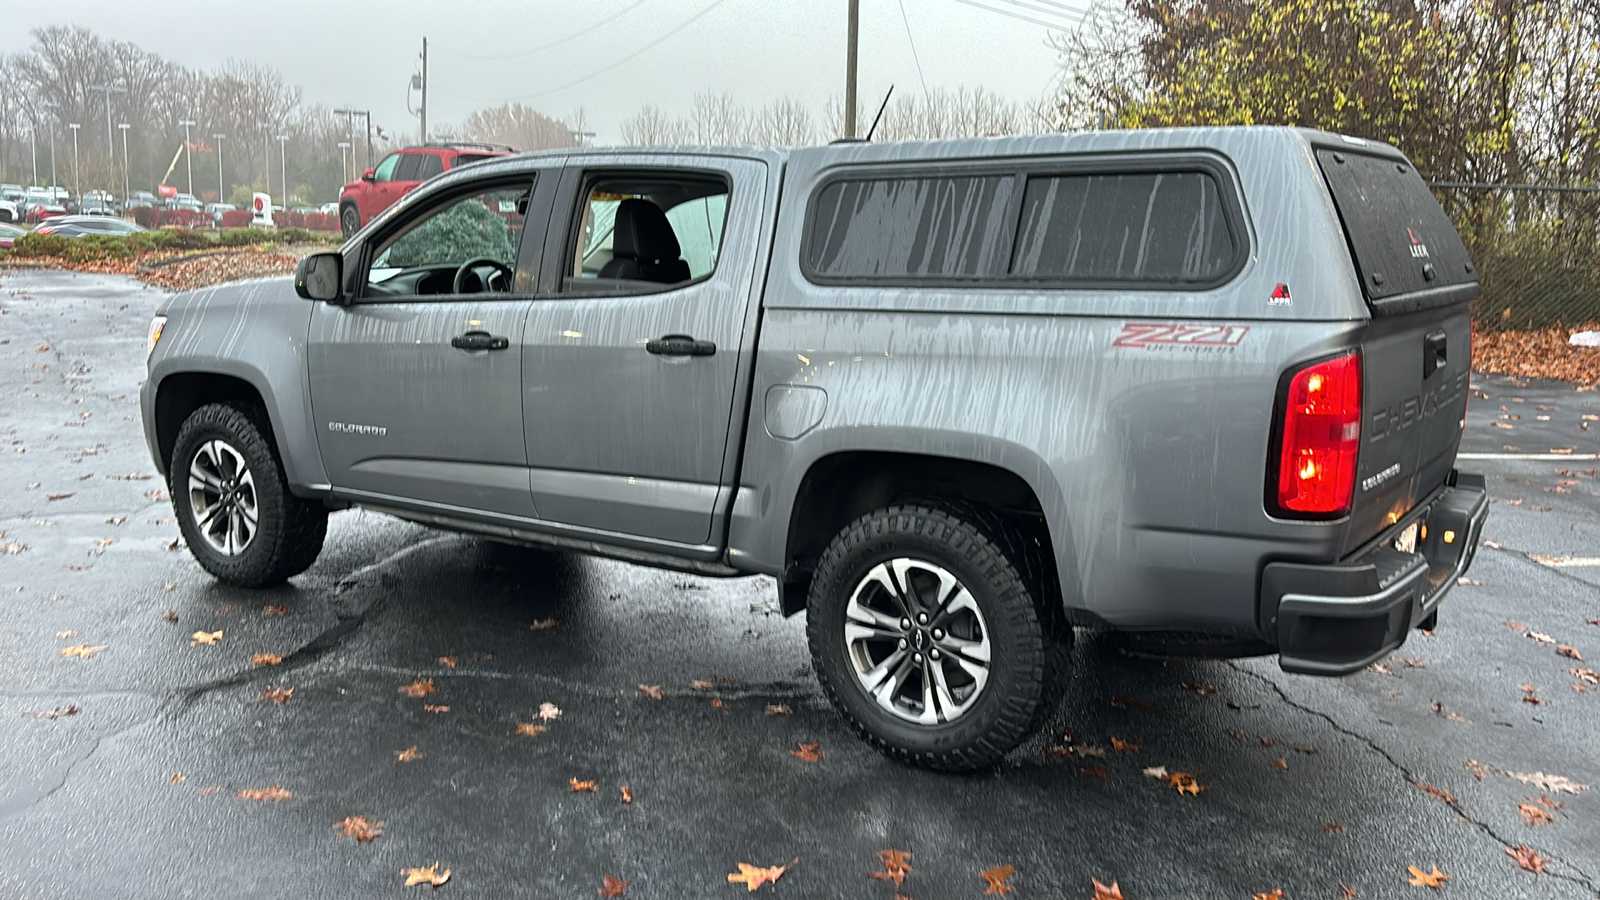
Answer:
1113;323;1250;351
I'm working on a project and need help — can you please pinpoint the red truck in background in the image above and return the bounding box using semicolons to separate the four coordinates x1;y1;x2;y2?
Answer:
338;142;513;238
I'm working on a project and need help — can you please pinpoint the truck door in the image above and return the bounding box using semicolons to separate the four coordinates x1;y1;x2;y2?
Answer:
519;156;768;546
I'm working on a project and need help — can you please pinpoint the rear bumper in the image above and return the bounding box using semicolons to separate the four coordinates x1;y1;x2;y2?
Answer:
1263;471;1488;676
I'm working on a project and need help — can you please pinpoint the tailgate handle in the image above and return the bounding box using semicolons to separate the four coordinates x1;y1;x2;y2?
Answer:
1423;330;1448;378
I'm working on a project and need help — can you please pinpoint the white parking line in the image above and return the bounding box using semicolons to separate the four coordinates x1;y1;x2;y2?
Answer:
1457;452;1600;460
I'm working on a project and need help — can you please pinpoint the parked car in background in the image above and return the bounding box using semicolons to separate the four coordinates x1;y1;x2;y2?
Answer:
168;193;204;212
319;201;339;216
0;198;17;223
23;188;66;223
0;184;23;201
338;141;513;238
206;202;237;227
127;191;157;210
78;190;119;216
0;221;26;249
33;215;147;238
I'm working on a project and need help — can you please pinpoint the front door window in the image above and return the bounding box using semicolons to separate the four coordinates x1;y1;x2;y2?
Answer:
365;185;530;298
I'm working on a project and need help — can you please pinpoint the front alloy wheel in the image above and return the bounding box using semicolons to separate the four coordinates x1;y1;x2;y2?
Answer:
845;558;991;725
186;439;258;556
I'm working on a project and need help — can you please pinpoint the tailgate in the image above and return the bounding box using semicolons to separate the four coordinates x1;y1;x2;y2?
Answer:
1315;147;1477;553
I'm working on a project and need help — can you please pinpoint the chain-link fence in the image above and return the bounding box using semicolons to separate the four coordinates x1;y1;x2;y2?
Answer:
1431;182;1600;333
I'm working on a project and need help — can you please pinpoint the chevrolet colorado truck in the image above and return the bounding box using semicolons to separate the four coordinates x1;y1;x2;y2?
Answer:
142;127;1488;770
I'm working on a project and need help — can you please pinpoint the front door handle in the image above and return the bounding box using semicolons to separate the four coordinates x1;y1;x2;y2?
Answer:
451;330;509;352
646;334;716;357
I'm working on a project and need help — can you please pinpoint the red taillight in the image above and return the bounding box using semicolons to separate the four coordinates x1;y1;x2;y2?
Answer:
1275;353;1361;516
35;226;54;235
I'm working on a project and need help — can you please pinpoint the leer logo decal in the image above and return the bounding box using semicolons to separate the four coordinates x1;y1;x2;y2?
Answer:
1408;227;1430;259
1113;323;1250;351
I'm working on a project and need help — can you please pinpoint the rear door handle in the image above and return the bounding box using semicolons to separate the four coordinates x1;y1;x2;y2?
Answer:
451;330;509;352
646;334;716;357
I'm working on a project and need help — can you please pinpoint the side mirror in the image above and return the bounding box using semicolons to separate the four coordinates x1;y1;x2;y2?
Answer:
295;252;343;302
361;169;375;182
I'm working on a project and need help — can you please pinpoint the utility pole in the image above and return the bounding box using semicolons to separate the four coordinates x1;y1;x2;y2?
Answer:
276;135;289;207
87;82;127;178
337;141;351;184
844;0;860;139
178;119;197;195
213;134;226;203
30;127;37;186
421;37;428;143
118;123;130;205
68;123;81;199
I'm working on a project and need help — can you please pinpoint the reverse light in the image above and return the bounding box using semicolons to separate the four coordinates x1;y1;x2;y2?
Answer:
1275;352;1361;516
146;316;167;358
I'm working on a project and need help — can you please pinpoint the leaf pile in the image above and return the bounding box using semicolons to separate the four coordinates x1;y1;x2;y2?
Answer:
1474;327;1600;384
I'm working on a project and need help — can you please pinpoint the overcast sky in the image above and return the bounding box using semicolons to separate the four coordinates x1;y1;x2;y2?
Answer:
0;0;1076;142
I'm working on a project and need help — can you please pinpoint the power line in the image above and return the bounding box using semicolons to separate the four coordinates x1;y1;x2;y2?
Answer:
504;0;732;102
897;0;931;101
994;0;1090;20
443;0;651;61
951;0;1083;31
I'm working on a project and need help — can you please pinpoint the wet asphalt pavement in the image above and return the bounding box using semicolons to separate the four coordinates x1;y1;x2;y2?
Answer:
1;268;1597;899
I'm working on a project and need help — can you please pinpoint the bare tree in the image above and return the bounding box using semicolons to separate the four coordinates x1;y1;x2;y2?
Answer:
689;91;749;144
459;102;577;151
752;98;815;146
620;104;692;146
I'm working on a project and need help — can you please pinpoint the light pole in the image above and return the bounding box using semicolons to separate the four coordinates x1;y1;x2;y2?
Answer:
337;141;351;184
117;123;130;207
49;129;55;188
87;82;127;182
256;121;272;198
276;135;289;208
29;127;37;186
212;134;226;204
178;119;197;196
333;108;372;170
68;123;81;200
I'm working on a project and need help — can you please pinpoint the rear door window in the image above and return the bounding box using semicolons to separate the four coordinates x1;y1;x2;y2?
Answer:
392;154;424;182
806;175;1016;279
1316;149;1474;301
1010;172;1235;283
416;154;445;181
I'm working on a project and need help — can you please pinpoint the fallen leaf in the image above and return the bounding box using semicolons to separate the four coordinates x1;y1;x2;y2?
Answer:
727;860;792;892
332;815;383;842
1537;795;1563;809
252;652;283;666
570;778;598;792
1341;884;1356;898
262;605;290;616
1258;736;1275;748
765;704;791;716
1141;766;1168;778
1485;540;1503;550
1406;865;1450;888
1571;668;1599;686
980;864;1016;895
237;785;292;802
35;705;79;719
399;679;436;698
1507;771;1588;794
2;541;26;555
1398;657;1427;668
437;656;456;669
402;862;451;887
528;617;557;630
190;630;222;646
1367;662;1395;676
1109;695;1149;709
199;786;222;795
46;492;74;501
620;785;633;803
169;772;186;784
1527;632;1556;645
58;643;107;659
690;679;714;690
1110;736;1139;753
537;701;562;721
1324;822;1345;834
711;697;726;709
1557;645;1583;660
871;848;914;886
638;684;664;700
599;874;630;897
1417;782;1457;804
1506;845;1548;873
1080;766;1110;777
514;722;545;737
1518;801;1554;826
1465;759;1489;780
1092;878;1124;900
261;685;294;704
1182;681;1216;695
425;704;451;714
396;745;422;762
1075;745;1107;758
1504;620;1528;632
790;742;824;763
1167;772;1208;795
1254;890;1286;900
1273;755;1288;772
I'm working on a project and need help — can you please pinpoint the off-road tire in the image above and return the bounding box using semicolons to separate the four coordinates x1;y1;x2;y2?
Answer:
169;401;327;587
806;504;1068;772
339;203;360;239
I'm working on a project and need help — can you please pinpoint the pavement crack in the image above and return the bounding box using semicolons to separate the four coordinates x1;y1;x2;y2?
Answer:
0;713;156;821
1228;662;1600;896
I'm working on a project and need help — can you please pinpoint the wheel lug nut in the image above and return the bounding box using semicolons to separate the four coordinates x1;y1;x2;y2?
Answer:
900;618;912;630
916;613;927;624
932;628;944;640
897;638;908;650
912;652;922;663
930;649;941;660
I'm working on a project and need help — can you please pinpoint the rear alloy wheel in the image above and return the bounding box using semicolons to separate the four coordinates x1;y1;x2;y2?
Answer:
170;402;327;587
339;204;360;239
807;505;1064;771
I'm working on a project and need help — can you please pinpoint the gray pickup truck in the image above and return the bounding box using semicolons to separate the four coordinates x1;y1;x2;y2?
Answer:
142;127;1487;770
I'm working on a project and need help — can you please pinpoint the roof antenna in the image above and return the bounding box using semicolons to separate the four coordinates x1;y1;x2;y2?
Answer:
865;85;894;141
